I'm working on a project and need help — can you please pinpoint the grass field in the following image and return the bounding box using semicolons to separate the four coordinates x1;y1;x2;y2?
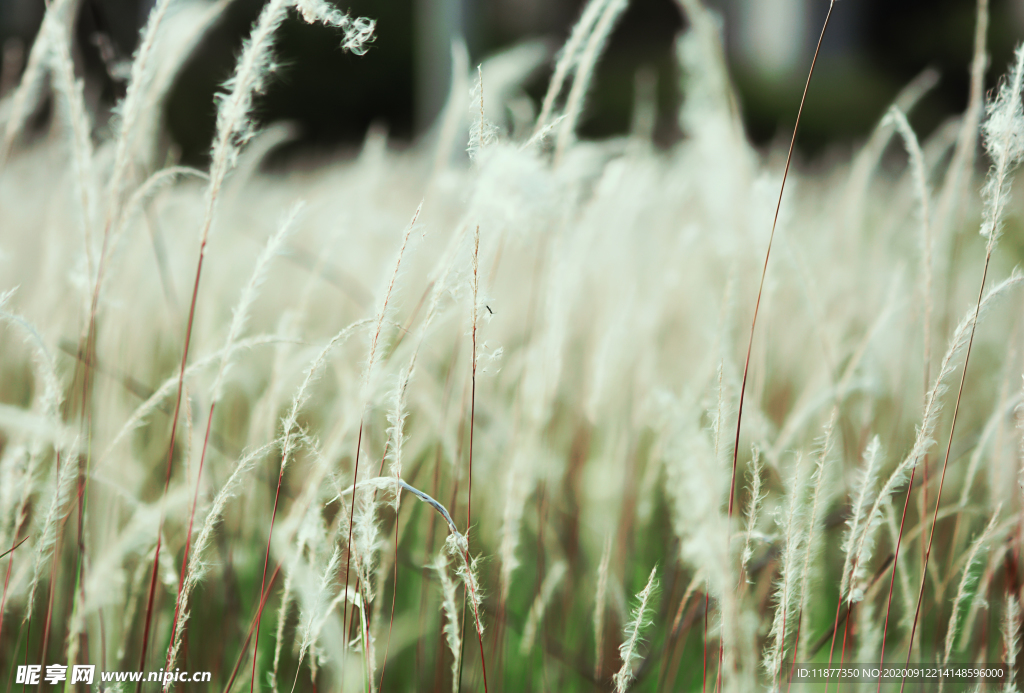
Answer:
0;0;1023;691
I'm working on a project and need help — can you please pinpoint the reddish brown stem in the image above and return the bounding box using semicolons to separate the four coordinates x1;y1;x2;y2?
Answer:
0;535;29;643
825;596;842;693
835;601;854;693
726;0;835;685
463;224;487;693
702;591;709;693
222;564;280;693
900;246;996;692
878;469;917;693
730;0;836;521
37;512;67;683
249;457;288;693
167;404;217;672
341;420;365;671
378;499;401;693
137;242;209;688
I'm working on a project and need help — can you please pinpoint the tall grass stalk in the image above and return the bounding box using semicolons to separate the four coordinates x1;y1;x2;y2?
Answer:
3;1;1024;691
903;45;1024;680
167;203;300;678
0;0;76;161
553;0;628;163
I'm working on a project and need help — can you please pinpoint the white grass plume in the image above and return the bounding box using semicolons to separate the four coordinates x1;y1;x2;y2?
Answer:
960;391;1023;511
0;300;64;440
383;375;409;509
554;0;629;162
840;436;883;603
468;68;498;161
0;0;76;160
764;461;807;685
498;447;532;603
534;0;607;135
882;503;916;637
48;7;98;292
22;436;81;625
198;0;292;258
979;44;1024;244
1003;594;1021;693
99;333;303;462
444;530;486;652
0;445;28;553
165;441;276;676
103;0;175;230
675;0;743;142
855;598;882;663
133;0;235;169
210;202;301;403
293;0;376;53
270;467;334;688
740;446;765;581
942;508;1003;676
294;546;344;680
849;271;1024;597
352;473;381;603
886;106;933;391
434;553;462;693
278;320;374;476
594;534;612;679
64;501;161;668
111;165;209;250
520;560;567;655
794;411;836;660
662;395;744;677
197;0;372;261
361;203;421;405
841;69;938;234
935;0;989;235
613;566;658;693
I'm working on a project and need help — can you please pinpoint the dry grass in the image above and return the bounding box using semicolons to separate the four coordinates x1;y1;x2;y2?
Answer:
0;0;1023;691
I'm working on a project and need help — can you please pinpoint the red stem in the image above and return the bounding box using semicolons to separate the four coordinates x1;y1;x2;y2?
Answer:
341;421;364;677
249;456;288;693
900;247;995;693
222;563;280;693
877;469;917;693
702;591;709;693
167;404;217;672
137;243;208;687
726;0;835;684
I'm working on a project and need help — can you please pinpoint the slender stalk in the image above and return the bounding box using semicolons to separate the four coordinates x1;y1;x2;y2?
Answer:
0;534;29;645
726;1;835;684
900;232;994;691
222;564;281;693
138;0;297;677
342;203;419;668
876;482;915;693
702;590;709;693
0;535;29;562
460;223;488;693
730;0;835;520
901;43;1024;690
469;225;480;538
249;464;291;693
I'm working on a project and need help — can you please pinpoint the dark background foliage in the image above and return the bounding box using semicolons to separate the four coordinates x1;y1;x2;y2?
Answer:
1;0;1021;163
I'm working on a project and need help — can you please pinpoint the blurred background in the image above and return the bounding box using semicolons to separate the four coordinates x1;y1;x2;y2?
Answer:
1;0;1022;164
